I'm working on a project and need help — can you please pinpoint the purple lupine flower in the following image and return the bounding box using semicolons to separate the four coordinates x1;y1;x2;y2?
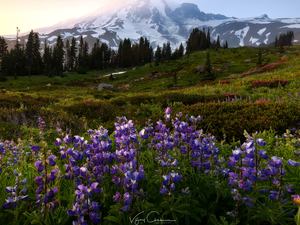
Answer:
159;186;169;195
2;170;28;209
287;159;300;167
48;155;57;166
90;212;101;224
269;156;283;168
284;184;295;193
259;189;269;194
32;146;40;152
258;150;268;159
34;161;44;173
242;197;254;207
113;192;121;203
181;187;190;195
256;138;267;146
90;182;101;194
273;177;280;186
269;191;280;200
165;107;172;114
139;129;149;139
54;138;61;146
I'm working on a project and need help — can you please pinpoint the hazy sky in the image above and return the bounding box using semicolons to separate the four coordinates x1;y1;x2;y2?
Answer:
1;0;299;36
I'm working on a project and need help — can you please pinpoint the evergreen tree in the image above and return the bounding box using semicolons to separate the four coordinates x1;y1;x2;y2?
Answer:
186;28;202;53
101;43;109;70
200;28;207;50
278;35;284;47
132;43;139;65
43;40;51;76
257;49;262;65
84;41;89;69
14;34;26;78
216;35;220;49
52;35;64;76
89;39;100;70
277;31;294;47
143;38;150;63
65;39;71;71
165;42;171;62
161;43;167;63
275;36;278;47
122;38;132;67
279;42;285;54
33;33;42;75
101;43;110;69
204;51;214;80
178;43;184;58
171;48;179;60
206;28;211;49
69;37;77;71
25;30;34;77
185;31;193;54
138;37;144;63
0;36;8;71
154;45;161;66
1;49;15;76
16;44;26;77
110;49;116;68
78;35;84;70
77;36;88;73
287;31;294;46
117;40;123;68
149;45;153;67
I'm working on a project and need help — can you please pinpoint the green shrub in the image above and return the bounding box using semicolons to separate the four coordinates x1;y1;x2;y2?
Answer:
0;121;22;141
185;102;300;143
154;93;244;107
93;92;117;100
0;94;57;109
0;76;7;82
62;100;119;122
77;67;87;74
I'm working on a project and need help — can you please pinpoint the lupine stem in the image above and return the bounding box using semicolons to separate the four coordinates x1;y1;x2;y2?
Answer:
276;164;284;209
86;173;91;225
43;144;48;221
233;154;243;225
254;138;258;187
131;187;135;217
14;178;20;221
187;131;191;163
233;200;240;225
167;182;171;203
0;152;2;169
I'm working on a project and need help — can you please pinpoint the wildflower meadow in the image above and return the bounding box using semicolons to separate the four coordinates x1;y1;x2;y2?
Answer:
1;46;300;225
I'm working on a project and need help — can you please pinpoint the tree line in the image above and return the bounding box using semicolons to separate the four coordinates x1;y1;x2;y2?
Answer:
186;27;228;54
274;31;294;47
0;28;230;78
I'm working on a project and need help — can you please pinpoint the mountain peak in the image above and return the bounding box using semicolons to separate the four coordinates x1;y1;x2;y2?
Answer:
6;0;299;53
254;14;269;20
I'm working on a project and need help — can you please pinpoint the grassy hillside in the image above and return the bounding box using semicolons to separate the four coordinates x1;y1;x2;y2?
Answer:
1;45;299;142
3;46;299;92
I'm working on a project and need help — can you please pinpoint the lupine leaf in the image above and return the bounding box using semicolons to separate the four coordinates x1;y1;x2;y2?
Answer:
209;214;221;225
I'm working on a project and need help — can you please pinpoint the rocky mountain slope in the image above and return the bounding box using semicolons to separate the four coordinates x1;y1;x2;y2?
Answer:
4;0;300;51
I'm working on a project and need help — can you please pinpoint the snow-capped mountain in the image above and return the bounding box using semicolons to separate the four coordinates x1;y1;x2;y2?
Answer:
3;0;300;51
